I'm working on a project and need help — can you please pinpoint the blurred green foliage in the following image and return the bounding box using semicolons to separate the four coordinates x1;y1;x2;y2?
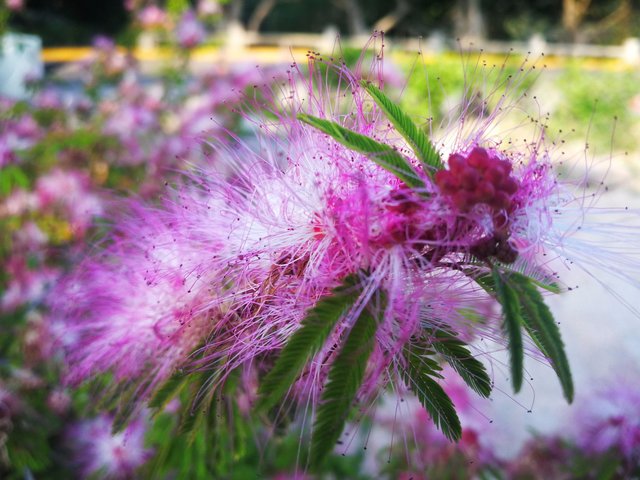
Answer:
394;53;537;128
549;64;640;152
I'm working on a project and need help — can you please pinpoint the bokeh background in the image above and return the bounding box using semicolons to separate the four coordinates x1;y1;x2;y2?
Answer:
1;1;640;478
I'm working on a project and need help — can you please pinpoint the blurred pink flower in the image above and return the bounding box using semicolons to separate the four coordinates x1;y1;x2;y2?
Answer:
137;5;168;29
49;197;219;393
35;169;102;234
47;388;71;415
198;0;220;16
33;88;63;110
1;257;59;312
0;114;40;166
67;414;152;479
574;379;640;461
6;0;23;12
175;10;206;49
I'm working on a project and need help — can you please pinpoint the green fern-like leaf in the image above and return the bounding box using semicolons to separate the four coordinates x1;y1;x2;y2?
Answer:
257;275;361;411
148;369;188;411
360;81;443;175
508;273;574;402
402;341;462;442
310;304;379;468
297;113;425;190
178;371;218;438
110;382;145;434
492;266;524;392
528;276;562;294
429;328;492;398
471;268;572;402
467;264;561;295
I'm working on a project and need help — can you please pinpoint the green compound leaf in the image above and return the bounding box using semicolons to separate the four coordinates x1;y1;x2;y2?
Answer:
528;276;562;294
429;328;492;398
360;80;443;175
402;341;461;442
492;266;525;393
257;275;361;412
466;262;561;295
310;303;379;469
297;113;425;191
0;165;31;196
470;268;572;403
178;371;216;438
148;369;189;411
508;273;574;403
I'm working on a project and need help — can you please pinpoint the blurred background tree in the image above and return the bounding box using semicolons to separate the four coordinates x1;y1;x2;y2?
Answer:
4;0;640;46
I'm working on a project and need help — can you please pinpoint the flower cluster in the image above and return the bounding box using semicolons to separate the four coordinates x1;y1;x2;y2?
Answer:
49;45;623;470
0;27;280;478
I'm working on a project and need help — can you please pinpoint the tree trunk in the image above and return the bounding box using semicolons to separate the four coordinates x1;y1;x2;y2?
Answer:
335;0;367;35
224;0;245;27
562;0;592;42
578;0;631;42
372;0;410;33
453;0;485;41
247;0;278;33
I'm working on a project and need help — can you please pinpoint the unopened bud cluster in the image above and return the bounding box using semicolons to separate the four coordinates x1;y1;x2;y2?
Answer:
435;147;519;212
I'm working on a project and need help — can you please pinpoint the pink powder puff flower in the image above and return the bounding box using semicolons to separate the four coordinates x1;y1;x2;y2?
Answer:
52;39;640;466
0;141;15;168
103;104;157;142
0;114;40;166
573;378;640;462
198;0;220;17
1;188;38;216
182;55;526;403
33;88;63;110
47;388;71;415
0;385;20;419
35;168;102;235
86;36;131;79
100;83;163;166
67;414;153;479
137;5;168;29
49;198;220;395
6;0;23;12
1;257;59;312
175;10;206;49
194;50;638;459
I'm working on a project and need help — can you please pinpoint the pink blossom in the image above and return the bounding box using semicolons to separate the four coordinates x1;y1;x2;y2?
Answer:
47;388;71;415
14;222;48;250
6;0;23;12
1;189;38;216
0;114;40;166
51;42;640;456
175;10;206;49
198;0;220;16
573;379;640;461
33;88;63;110
137;5;168;29
67;414;152;479
35;169;102;234
86;36;131;79
1;257;59;312
49;198;220;392
0;385;20;419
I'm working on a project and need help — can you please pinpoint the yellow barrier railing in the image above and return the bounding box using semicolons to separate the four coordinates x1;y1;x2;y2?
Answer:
41;45;636;72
